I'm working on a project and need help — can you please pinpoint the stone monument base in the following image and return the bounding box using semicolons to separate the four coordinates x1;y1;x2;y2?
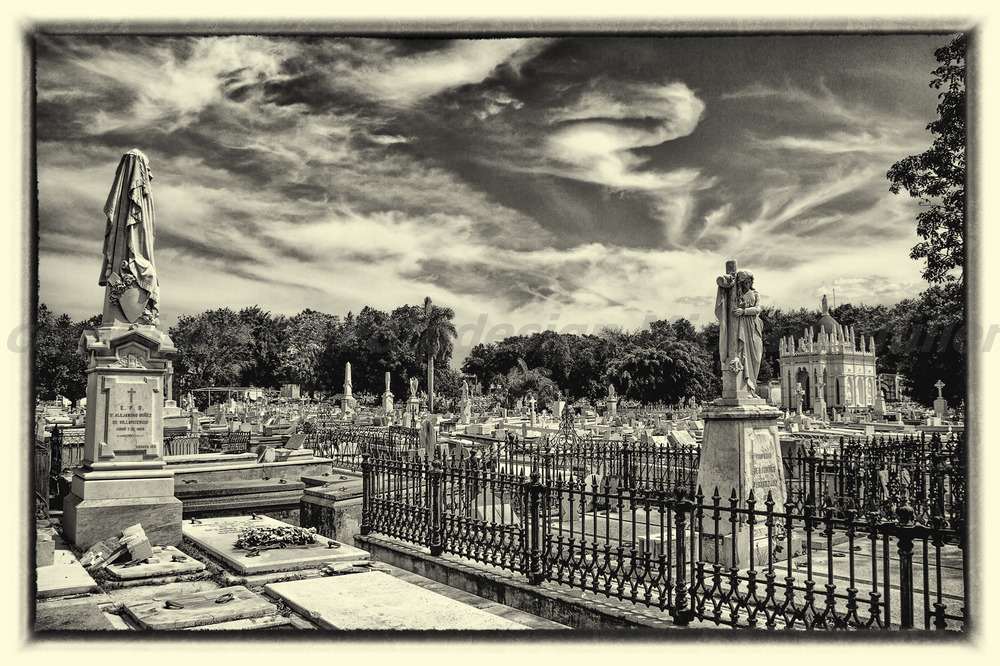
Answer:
62;468;182;550
695;399;785;569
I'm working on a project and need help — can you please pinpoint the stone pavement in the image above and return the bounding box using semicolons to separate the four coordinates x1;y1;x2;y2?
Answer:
33;516;567;633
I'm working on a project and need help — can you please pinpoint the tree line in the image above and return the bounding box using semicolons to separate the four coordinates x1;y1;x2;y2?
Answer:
35;292;964;410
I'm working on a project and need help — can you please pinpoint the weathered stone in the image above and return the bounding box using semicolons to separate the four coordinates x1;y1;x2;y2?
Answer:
696;397;784;568
106;546;206;580
182;514;370;575
122;585;274;630
264;572;530;630
36;550;99;598
36;532;55;568
63;494;182;550
35;598;117;631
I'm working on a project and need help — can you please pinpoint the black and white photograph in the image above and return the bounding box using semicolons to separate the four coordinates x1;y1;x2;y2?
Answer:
12;4;995;652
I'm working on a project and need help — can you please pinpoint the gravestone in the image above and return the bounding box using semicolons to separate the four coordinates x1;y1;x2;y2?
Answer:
63;150;182;550
605;384;618;421
419;415;438;458
122;585;274;630
667;430;697;447
459;380;472;425
933;380;948;419
264;573;529;630
874;391;886;417
182;515;369;575
696;259;784;568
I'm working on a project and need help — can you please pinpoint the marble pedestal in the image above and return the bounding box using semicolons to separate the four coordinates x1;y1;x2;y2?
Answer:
934;397;948;419
63;324;181;549
696;399;784;568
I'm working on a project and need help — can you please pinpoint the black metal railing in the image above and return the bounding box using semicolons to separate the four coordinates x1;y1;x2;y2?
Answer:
785;434;965;523
493;425;964;524
305;424;419;471
49;426;86;475
361;452;966;632
34;441;51;519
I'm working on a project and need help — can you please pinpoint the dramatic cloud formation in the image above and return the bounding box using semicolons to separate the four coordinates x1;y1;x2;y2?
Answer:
33;33;951;361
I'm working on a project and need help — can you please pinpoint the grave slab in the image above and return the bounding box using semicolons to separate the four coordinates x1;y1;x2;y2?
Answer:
104;580;221;610
182;514;369;575
122;585;275;630
106;546;207;580
264;571;530;630
36;550;99;598
35;597;117;631
183;614;293;630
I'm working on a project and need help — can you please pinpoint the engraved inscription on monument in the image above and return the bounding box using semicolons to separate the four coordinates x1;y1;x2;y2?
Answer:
103;375;159;453
745;427;785;504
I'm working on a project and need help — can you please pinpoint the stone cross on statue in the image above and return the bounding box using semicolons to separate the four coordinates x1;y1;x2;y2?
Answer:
715;259;763;401
717;260;739;370
935;380;945;398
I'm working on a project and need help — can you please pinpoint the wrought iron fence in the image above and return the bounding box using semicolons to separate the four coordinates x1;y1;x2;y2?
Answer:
494;417;964;525
361;452;966;631
785;434;965;524
306;424;419;471
49;426;86;474
34;441;50;519
491;412;699;495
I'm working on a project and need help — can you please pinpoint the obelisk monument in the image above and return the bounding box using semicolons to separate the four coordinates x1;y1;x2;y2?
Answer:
63;149;182;549
383;371;394;414
342;361;354;418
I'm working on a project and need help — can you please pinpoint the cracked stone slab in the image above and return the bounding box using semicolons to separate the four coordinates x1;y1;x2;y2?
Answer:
122;585;275;630
106;546;206;580
264;572;531;630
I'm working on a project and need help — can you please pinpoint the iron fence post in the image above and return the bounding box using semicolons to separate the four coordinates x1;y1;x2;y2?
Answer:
360;452;372;536
893;502;921;630
526;469;545;585
672;488;694;626
429;458;444;556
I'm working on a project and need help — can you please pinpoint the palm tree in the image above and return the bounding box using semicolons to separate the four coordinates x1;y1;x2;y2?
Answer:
410;297;458;413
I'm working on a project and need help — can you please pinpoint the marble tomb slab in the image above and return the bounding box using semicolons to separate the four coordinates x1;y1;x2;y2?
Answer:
36;549;99;598
35;597;117;631
264;572;530;631
122;585;274;630
183;614;293;630
182;515;369;575
106;545;206;580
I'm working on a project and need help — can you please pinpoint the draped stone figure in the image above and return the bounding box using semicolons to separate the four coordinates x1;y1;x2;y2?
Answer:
716;265;763;398
100;149;159;326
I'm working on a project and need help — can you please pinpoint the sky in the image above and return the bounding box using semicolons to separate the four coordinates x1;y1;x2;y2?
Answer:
33;31;959;361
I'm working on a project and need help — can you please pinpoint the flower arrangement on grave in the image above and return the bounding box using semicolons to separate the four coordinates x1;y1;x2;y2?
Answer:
727;357;743;375
234;525;318;550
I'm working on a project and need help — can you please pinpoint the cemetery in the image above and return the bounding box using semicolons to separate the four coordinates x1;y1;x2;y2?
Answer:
33;203;967;631
29;33;970;639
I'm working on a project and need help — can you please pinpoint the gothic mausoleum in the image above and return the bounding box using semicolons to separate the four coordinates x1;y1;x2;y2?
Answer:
777;296;877;413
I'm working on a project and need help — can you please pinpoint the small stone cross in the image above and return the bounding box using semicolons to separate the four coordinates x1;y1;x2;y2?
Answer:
935;380;945;398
